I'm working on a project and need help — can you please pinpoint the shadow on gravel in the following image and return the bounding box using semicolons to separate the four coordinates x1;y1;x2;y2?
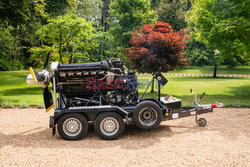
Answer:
0;124;203;150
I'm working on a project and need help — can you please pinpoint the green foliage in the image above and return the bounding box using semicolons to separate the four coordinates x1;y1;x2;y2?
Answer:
0;0;47;27
1;0;249;71
36;14;97;64
44;0;75;17
150;0;162;9
0;25;14;71
186;0;250;64
0;0;47;71
184;38;215;66
157;0;191;31
28;46;61;68
109;0;157;48
0;24;22;70
20;103;29;109
75;0;103;21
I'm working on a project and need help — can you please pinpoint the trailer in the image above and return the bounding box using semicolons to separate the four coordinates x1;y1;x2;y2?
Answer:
26;51;223;140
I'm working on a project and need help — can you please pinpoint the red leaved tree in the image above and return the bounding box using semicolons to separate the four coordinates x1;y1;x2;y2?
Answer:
126;21;189;73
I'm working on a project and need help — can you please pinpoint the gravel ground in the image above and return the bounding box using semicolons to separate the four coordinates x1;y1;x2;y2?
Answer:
0;108;249;166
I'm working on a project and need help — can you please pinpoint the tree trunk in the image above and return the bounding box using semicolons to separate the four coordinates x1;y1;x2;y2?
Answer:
99;39;104;61
59;26;63;63
151;78;154;93
213;65;217;78
99;11;106;61
67;43;73;64
13;25;19;70
9;49;11;62
13;53;16;70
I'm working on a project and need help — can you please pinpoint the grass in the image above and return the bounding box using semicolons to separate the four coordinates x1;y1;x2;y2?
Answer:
138;74;250;107
168;66;250;75
0;70;44;107
0;69;249;107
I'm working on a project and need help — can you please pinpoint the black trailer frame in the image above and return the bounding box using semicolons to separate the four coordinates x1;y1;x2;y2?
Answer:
50;103;214;128
49;73;221;137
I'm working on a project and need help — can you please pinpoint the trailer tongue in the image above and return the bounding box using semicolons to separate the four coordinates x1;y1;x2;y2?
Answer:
160;88;223;126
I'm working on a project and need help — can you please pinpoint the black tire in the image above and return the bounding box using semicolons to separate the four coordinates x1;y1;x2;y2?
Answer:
133;101;162;130
94;112;125;140
58;113;88;140
197;118;207;127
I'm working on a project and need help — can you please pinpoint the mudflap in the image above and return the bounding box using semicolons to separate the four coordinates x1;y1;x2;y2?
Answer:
49;116;56;136
52;127;56;136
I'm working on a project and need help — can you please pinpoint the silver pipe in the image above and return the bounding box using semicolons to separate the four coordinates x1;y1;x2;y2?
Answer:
52;72;57;108
110;68;123;73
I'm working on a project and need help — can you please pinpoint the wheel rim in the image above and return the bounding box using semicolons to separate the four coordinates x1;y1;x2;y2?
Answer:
63;118;82;137
138;107;157;126
199;118;206;126
100;117;119;136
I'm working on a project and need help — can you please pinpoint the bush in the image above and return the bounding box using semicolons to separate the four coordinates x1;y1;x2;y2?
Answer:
0;59;10;71
126;21;189;73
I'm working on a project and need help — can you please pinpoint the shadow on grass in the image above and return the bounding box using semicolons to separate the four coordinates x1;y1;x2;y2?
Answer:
1;87;42;96
0;71;29;86
0;97;19;105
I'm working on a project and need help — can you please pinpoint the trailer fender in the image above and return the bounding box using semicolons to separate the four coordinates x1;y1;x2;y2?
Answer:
53;105;128;122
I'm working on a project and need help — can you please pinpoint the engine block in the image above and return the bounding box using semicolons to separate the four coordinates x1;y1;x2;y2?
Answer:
54;59;138;107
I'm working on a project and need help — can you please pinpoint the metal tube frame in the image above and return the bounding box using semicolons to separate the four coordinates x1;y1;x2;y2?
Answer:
52;72;57;108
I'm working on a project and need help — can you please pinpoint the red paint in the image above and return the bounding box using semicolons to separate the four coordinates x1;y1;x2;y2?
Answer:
212;104;217;108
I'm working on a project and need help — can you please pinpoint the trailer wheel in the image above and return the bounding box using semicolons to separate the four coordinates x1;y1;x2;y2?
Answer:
94;112;125;140
58;113;88;140
133;101;162;130
197;118;207;127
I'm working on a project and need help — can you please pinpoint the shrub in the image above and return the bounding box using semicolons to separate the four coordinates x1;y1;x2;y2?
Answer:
126;21;189;73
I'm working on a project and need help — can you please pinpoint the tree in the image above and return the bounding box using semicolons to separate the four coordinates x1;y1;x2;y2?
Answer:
184;38;215;66
150;0;162;9
35;14;97;64
186;0;250;68
0;0;47;70
0;25;21;70
44;0;75;17
0;0;47;27
109;0;157;50
157;0;191;31
126;21;188;73
75;0;102;22
94;0;111;60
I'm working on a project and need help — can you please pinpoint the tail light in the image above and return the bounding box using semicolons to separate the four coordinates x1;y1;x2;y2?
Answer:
211;104;217;108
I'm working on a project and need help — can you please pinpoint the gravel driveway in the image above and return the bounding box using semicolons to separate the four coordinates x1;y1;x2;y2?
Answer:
0;108;249;166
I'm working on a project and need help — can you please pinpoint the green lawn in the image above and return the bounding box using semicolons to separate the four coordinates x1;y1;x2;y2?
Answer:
0;70;250;107
139;74;250;107
168;66;250;75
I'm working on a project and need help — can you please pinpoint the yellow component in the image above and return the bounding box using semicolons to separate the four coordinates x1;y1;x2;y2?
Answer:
47;47;50;53
46;104;54;112
165;112;169;117
29;67;38;83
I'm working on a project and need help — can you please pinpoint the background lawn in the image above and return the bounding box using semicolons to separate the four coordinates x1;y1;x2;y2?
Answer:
168;66;250;75
0;68;249;108
139;74;250;107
